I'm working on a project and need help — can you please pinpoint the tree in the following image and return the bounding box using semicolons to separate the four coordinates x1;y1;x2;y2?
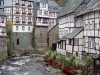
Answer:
6;20;13;56
31;27;36;50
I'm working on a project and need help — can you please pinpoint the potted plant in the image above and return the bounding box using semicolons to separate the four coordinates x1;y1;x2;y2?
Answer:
85;56;93;75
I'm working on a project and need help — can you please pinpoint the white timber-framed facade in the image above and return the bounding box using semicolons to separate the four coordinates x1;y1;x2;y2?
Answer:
57;0;90;58
2;0;34;49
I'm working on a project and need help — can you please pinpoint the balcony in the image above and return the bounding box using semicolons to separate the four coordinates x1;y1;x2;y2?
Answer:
28;22;32;24
28;13;32;15
22;12;26;14
16;12;20;14
28;4;32;7
22;4;25;6
15;3;20;5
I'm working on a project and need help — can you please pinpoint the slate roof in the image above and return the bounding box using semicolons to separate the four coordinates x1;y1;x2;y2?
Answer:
47;0;59;7
0;7;7;16
58;0;84;17
61;28;83;40
0;11;6;16
47;0;59;12
76;0;100;16
28;0;47;3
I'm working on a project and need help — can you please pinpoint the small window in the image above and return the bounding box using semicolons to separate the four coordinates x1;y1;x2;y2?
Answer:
17;39;19;45
74;39;79;46
16;26;19;31
76;52;78;56
22;26;25;31
28;27;30;31
69;39;72;45
16;8;19;12
22;8;25;12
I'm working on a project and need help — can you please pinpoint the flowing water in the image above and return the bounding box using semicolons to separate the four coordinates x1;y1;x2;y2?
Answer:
0;54;59;75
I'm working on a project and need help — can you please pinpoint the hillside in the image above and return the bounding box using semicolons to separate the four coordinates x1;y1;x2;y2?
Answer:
54;0;68;6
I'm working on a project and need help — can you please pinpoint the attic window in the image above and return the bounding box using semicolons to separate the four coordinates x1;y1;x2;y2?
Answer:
54;7;58;10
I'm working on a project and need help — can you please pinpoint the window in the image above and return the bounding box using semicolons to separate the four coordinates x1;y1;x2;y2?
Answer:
74;39;79;46
22;17;25;22
28;27;30;31
16;26;19;31
28;9;31;13
88;38;91;47
16;17;19;21
17;39;19;45
22;26;25;31
92;38;96;49
16;8;19;12
28;18;31;22
69;39;72;45
22;8;25;12
43;19;47;23
54;7;58;10
44;11;48;16
43;3;46;8
39;10;42;15
36;2;40;7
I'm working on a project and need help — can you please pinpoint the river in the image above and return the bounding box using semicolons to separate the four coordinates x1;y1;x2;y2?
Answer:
0;54;61;75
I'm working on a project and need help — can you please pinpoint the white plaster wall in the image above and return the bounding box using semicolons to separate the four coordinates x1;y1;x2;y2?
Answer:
13;25;33;32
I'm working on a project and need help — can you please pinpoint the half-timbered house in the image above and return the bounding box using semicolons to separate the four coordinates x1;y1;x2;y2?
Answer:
0;9;8;57
34;0;49;50
47;0;59;28
57;0;90;57
2;0;34;49
76;0;100;58
47;0;59;49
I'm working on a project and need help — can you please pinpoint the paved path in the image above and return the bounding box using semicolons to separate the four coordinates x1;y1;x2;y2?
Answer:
0;54;61;75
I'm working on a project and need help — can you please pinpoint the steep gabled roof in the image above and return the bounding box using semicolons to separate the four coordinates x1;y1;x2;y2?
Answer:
0;7;7;16
0;11;6;16
47;0;59;7
58;0;84;17
76;0;100;17
47;0;59;12
61;28;83;40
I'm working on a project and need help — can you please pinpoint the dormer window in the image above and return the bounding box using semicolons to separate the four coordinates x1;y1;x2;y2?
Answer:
36;2;40;8
54;7;58;10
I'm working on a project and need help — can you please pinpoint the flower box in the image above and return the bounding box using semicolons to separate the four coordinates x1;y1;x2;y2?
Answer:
22;4;25;6
28;5;32;7
28;22;32;24
22;12;26;14
28;13;32;15
15;3;20;5
16;12;20;14
16;21;20;23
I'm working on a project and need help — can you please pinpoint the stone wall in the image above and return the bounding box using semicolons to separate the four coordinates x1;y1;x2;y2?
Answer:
0;36;8;59
48;24;59;48
35;26;48;50
13;32;32;50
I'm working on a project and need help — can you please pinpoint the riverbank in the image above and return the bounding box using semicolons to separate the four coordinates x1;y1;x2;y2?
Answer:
0;53;63;75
